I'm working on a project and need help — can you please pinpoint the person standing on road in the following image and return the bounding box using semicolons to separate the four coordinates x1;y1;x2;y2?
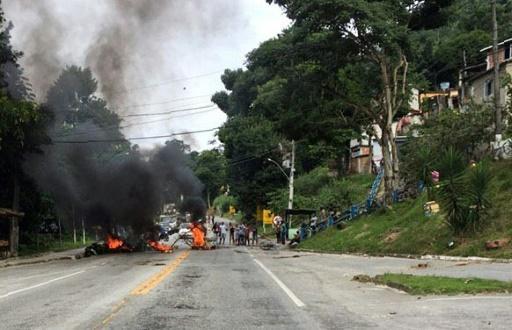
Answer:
245;224;251;246
234;224;239;245
280;221;287;245
252;225;258;245
273;214;282;244
229;223;235;245
238;224;246;246
219;222;227;245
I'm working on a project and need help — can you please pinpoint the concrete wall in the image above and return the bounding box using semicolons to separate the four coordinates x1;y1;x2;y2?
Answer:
466;62;511;108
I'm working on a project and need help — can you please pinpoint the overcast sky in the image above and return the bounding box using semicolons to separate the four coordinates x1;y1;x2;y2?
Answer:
3;0;290;150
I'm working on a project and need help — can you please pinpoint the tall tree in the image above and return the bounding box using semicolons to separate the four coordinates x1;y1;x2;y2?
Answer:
267;0;453;202
193;149;226;208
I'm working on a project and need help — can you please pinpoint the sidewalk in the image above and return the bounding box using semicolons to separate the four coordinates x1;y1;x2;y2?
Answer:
0;248;84;268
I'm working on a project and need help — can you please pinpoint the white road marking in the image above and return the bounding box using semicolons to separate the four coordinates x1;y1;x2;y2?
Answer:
0;270;85;299
253;258;306;307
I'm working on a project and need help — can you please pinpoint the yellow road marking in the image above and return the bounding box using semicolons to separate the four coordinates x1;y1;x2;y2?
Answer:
97;251;190;329
100;299;127;326
130;251;190;296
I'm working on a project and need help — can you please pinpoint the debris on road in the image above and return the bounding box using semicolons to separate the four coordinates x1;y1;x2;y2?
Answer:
412;263;429;269
352;274;372;283
259;240;276;250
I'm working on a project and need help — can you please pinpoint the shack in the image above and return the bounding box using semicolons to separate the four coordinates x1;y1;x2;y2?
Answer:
0;208;24;258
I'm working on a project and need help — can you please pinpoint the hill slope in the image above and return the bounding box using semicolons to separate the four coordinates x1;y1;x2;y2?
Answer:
300;161;512;259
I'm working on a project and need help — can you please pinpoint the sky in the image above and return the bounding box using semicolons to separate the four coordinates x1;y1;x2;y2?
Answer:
3;0;290;150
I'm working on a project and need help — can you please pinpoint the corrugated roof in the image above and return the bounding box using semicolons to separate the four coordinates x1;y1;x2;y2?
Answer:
480;38;512;52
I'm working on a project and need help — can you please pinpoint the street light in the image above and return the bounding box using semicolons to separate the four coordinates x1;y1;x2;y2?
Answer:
266;158;289;180
266;140;295;214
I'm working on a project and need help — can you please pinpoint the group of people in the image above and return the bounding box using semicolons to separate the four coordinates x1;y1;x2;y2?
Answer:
272;214;288;245
273;209;343;246
212;222;258;246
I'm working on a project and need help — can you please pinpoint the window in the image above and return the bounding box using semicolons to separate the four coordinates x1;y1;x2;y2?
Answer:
505;46;511;60
485;80;493;99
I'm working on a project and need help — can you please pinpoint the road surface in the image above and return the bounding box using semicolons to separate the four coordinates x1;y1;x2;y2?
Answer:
1;244;512;329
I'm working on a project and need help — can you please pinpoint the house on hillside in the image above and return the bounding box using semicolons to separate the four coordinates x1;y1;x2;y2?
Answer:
460;38;512;107
348;89;433;174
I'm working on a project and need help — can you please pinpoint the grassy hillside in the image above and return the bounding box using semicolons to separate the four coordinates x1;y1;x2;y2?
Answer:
300;160;512;259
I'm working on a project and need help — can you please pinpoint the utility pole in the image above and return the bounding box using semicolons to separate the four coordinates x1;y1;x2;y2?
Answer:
287;140;295;211
492;0;502;138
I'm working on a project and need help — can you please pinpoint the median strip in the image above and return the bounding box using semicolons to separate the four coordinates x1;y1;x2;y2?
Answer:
353;273;512;295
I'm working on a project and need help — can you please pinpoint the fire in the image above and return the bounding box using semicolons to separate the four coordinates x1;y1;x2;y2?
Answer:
106;233;125;250
148;240;173;253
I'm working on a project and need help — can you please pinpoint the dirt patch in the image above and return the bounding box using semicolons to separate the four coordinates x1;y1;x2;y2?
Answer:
383;228;401;243
354;231;370;240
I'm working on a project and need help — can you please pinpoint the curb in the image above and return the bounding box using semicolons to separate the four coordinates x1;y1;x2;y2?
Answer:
0;254;78;269
295;249;512;264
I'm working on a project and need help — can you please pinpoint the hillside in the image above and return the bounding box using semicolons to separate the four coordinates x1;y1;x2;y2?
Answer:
299;160;512;259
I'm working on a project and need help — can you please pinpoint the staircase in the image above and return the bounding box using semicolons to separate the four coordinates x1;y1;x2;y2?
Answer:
366;167;384;210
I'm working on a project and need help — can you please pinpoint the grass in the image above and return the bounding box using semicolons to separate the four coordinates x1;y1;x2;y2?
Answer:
299;160;512;259
18;234;95;257
373;273;512;295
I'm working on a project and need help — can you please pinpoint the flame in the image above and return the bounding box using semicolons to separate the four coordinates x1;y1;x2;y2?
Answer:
148;240;173;253
191;223;206;249
106;233;125;250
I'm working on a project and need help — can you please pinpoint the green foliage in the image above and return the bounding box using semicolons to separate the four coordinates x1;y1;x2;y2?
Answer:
193;149;226;206
299;160;511;258
267;166;373;214
436;148;469;233
401;106;493;185
217;115;286;217
212;195;237;214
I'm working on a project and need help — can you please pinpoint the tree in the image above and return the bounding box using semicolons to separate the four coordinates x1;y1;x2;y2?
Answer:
0;7;48;254
193;149;226;207
217;115;286;217
267;0;454;202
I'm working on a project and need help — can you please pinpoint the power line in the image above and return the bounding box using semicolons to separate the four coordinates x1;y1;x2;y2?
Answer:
111;71;223;95
53;128;220;144
53;108;217;138
123;104;216;117
112;94;213;110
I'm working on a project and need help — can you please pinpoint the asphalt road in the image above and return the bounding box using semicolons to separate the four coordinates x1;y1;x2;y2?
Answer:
1;244;512;329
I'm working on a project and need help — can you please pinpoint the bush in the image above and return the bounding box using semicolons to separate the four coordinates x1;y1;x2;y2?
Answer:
213;195;237;214
266;166;373;214
436;148;493;234
401;105;493;188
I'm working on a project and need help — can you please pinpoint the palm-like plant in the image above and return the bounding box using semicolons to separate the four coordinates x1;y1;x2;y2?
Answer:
466;161;492;232
436;148;468;234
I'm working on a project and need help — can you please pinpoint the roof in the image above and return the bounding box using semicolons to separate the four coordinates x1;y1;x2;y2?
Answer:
480;38;512;52
0;208;24;218
463;59;512;83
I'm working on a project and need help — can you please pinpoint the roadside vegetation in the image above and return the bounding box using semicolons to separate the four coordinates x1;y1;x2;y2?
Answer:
366;273;512;295
300;160;512;259
267;167;373;215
